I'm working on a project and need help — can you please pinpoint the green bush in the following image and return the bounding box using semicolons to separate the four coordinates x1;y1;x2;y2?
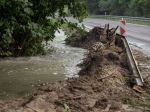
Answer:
0;0;87;57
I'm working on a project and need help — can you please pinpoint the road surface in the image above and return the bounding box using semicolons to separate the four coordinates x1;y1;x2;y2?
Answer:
83;18;150;53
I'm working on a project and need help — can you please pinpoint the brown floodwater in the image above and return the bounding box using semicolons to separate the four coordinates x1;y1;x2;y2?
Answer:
0;30;86;100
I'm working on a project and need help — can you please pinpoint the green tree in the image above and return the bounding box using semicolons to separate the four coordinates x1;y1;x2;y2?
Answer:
0;0;87;57
98;0;130;15
128;0;150;17
98;0;111;15
87;0;100;14
87;0;150;17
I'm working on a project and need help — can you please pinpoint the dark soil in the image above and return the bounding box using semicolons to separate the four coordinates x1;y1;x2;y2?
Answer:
0;27;150;112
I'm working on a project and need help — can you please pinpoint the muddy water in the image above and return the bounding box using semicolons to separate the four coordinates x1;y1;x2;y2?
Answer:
0;30;86;100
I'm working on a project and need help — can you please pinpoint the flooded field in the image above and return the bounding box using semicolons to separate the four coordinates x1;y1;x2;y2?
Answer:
0;30;86;100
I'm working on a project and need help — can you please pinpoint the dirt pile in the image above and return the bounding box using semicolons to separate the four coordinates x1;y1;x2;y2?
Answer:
65;27;103;49
0;26;149;112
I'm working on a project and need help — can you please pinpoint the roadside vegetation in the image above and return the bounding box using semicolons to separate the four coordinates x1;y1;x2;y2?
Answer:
0;0;87;57
87;0;150;18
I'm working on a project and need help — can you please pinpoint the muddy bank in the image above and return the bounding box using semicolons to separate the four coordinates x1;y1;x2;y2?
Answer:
0;27;150;112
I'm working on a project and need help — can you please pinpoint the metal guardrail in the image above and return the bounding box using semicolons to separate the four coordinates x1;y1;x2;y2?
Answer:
85;25;144;86
90;15;150;22
122;37;144;86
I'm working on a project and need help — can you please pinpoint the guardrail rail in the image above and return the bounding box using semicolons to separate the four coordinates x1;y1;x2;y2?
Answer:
121;36;144;86
90;15;150;26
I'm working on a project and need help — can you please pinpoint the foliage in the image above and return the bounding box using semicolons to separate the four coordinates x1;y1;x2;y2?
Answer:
87;0;150;17
86;0;100;14
62;22;87;37
128;0;150;17
0;0;87;57
64;22;87;47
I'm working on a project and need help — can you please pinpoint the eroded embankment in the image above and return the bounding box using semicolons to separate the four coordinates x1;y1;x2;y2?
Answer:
0;27;150;112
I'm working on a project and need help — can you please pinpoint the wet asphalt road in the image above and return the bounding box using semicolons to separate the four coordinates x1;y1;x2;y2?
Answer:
83;18;150;52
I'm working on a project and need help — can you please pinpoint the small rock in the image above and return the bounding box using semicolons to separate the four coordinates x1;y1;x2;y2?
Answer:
88;98;97;108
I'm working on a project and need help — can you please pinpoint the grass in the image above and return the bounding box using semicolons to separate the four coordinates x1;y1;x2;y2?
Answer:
90;15;150;26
